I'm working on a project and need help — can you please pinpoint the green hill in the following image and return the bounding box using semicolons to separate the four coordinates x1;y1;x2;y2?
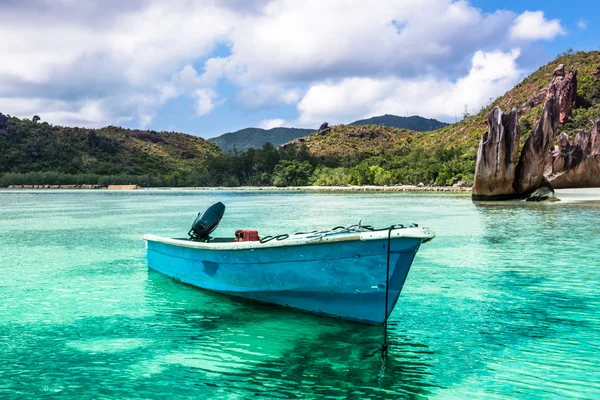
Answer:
0;113;221;185
208;127;313;152
350;114;449;131
281;50;600;185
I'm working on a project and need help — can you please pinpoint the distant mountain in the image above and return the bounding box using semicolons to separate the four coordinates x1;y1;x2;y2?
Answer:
208;127;314;152
209;115;448;152
350;114;449;131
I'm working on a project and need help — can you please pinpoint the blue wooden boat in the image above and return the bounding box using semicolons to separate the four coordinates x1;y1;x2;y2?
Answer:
144;203;435;324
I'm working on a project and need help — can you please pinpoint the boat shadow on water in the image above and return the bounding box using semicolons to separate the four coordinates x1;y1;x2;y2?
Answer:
142;271;440;397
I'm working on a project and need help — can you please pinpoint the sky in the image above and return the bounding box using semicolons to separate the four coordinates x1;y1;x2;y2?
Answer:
0;0;596;139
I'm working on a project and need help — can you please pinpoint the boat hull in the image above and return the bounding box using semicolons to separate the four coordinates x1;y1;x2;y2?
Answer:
144;230;430;324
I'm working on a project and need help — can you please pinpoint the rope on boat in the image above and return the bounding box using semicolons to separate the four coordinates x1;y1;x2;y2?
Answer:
292;221;417;238
246;221;421;245
259;234;290;243
381;227;392;359
361;225;395;361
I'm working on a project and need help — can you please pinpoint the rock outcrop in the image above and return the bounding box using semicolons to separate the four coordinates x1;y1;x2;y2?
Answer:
472;108;520;200
546;121;600;188
474;89;600;199
473;94;561;200
549;64;577;124
514;95;560;194
519;64;577;123
520;89;546;115
452;180;470;188
283;137;306;147
471;56;600;200
472;62;586;201
318;122;331;135
525;186;559;202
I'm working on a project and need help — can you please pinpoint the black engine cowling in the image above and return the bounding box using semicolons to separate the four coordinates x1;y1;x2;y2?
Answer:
189;202;225;241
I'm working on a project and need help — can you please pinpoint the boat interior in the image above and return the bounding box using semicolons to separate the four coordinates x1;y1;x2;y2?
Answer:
175;237;237;243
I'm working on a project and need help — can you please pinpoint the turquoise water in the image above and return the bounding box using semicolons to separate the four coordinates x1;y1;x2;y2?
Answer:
1;190;599;399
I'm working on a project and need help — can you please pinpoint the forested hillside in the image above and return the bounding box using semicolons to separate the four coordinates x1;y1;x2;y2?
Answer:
0;114;221;186
350;115;448;131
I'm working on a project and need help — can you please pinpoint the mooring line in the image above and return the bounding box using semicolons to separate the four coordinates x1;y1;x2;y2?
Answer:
381;226;392;359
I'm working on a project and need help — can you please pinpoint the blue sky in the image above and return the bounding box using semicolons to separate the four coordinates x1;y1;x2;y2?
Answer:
471;0;597;56
0;0;596;139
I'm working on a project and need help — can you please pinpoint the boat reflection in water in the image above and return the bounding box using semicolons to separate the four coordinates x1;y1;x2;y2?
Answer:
139;272;439;398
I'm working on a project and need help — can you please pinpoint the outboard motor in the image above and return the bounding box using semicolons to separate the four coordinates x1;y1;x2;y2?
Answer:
189;202;225;242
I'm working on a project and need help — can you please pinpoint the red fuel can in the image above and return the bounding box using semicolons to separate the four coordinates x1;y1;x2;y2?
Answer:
234;229;259;242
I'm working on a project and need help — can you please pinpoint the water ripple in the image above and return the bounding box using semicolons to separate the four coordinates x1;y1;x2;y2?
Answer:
0;190;599;398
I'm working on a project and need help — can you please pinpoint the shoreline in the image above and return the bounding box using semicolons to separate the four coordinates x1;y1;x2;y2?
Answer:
3;186;600;201
2;184;472;193
176;185;472;193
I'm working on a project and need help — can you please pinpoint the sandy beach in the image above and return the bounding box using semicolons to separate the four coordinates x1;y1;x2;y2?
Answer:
174;185;472;193
5;186;600;203
555;188;600;202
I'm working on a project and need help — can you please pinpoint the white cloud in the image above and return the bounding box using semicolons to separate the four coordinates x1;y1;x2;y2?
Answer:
218;0;516;84
510;11;565;41
0;97;111;127
171;59;227;90
295;49;522;126
0;1;564;130
0;1;235;126
194;89;219;117
139;113;154;128
259;118;286;129
577;19;587;30
236;84;303;109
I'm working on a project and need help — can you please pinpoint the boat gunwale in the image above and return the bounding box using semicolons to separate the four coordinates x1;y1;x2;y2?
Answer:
143;227;435;251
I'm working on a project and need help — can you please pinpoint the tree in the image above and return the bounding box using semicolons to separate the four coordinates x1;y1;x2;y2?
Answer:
32;115;40;123
272;160;314;186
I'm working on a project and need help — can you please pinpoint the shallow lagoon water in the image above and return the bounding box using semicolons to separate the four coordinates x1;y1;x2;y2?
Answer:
0;189;599;399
